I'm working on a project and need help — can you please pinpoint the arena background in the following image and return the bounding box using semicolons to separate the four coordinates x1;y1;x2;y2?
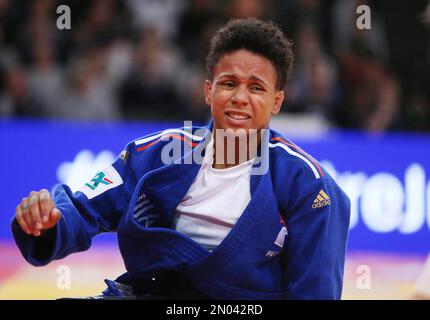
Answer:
0;0;429;299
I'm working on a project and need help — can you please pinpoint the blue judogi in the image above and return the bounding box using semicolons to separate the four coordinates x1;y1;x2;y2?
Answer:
12;121;350;299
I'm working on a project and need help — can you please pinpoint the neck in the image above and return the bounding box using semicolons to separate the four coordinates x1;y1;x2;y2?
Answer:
212;129;262;169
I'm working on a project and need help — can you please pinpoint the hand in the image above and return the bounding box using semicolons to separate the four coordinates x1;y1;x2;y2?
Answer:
15;189;62;237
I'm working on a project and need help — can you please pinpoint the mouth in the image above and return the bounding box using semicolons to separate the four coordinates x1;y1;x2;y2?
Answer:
225;111;251;122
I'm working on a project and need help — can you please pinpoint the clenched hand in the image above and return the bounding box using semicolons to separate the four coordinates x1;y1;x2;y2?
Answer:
15;189;61;237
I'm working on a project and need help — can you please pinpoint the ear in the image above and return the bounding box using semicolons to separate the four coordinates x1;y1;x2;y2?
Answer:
271;90;284;115
204;80;212;106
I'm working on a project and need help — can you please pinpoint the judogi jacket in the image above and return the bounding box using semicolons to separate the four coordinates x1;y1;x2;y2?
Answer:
12;120;351;299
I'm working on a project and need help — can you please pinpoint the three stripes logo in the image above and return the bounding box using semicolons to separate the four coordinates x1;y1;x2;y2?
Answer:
312;189;331;209
133;193;156;226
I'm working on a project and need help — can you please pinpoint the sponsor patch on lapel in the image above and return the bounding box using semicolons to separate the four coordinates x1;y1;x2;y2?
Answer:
78;164;123;199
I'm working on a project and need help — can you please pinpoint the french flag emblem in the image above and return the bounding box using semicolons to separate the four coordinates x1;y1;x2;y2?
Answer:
274;226;288;248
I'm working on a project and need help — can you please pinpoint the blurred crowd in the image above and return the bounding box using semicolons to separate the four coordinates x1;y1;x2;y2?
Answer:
0;0;429;131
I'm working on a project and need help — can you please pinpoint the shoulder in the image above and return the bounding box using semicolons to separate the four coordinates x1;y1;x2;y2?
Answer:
268;129;326;182
268;129;348;208
114;125;209;178
127;125;209;155
269;131;350;214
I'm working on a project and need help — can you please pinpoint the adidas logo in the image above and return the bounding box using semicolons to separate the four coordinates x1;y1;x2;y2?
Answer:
312;189;331;209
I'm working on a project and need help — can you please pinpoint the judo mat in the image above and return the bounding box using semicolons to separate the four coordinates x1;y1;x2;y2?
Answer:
0;241;426;300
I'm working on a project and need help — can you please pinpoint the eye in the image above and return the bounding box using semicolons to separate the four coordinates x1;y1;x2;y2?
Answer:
250;85;264;93
219;81;236;89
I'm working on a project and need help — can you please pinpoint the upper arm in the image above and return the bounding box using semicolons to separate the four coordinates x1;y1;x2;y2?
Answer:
283;179;351;299
57;142;139;234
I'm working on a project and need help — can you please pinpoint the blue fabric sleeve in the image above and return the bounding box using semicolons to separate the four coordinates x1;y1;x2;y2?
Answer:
11;142;138;266
284;177;351;299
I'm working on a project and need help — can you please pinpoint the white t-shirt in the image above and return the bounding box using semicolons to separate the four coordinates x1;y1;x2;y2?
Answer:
173;137;253;251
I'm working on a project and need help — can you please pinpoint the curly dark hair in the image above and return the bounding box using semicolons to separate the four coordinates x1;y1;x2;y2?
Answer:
206;18;294;90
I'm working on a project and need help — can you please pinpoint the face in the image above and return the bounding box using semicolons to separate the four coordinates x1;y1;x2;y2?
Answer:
205;49;284;132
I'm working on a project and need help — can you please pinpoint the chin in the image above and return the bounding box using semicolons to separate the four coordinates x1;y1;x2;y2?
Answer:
214;124;258;138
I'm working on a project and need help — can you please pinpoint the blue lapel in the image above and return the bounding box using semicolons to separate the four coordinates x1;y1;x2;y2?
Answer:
182;127;279;280
141;121;273;214
141;121;213;223
119;122;280;286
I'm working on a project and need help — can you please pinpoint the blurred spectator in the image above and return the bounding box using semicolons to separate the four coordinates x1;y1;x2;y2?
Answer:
224;0;268;19
0;0;28;49
0;0;428;132
14;0;61;65
59;47;120;121
175;63;211;122
103;37;134;93
331;0;389;62
284;23;340;122
119;28;183;120
334;50;400;132
176;0;221;63
0;0;9;45
28;42;66;118
330;0;401;132
405;91;430;132
374;0;430;131
73;0;129;53
422;1;430;27
0;64;44;117
125;0;186;42
174;0;223;122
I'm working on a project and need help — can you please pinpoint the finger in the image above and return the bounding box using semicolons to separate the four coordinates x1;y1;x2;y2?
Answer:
20;197;30;213
15;205;31;235
39;189;53;223
22;206;35;233
21;206;41;236
28;191;42;231
49;208;62;225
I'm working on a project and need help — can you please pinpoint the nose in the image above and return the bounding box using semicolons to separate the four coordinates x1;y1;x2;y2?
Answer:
230;84;249;107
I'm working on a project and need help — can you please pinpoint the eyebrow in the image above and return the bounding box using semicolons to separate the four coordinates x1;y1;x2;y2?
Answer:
218;73;268;86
